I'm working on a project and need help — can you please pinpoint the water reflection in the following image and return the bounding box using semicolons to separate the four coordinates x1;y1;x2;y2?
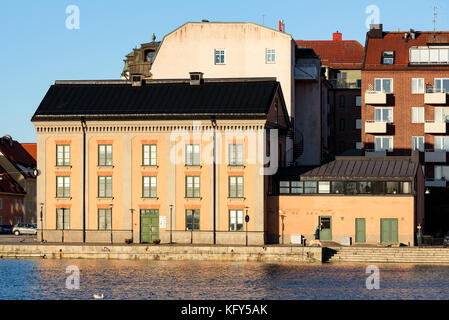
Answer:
0;259;448;299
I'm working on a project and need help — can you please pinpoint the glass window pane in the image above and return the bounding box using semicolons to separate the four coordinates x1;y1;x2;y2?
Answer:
358;182;372;194
345;182;357;194
331;181;345;194
318;181;330;194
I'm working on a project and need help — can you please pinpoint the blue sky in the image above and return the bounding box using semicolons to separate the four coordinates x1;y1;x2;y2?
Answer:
0;0;446;142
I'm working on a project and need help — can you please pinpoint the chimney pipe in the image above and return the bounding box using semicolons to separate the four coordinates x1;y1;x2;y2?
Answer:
278;20;285;32
333;31;342;41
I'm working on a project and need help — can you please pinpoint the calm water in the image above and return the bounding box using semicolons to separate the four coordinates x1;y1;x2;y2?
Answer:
1;259;449;300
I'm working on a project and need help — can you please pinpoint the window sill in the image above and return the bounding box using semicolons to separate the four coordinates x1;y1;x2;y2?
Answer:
97;165;114;169
141;197;159;200
228;165;246;169
141;165;159;169
97;197;114;200
185;197;202;200
185;165;202;168
228;197;246;200
55;197;72;200
55;165;72;169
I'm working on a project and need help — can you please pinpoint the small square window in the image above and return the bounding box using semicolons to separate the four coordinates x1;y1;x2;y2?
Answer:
215;49;225;65
266;48;276;63
382;51;394;64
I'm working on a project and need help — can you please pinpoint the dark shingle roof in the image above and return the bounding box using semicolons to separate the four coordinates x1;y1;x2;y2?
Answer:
300;156;418;181
32;79;280;121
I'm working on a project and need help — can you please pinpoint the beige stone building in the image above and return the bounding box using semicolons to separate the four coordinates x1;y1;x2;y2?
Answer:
32;77;290;244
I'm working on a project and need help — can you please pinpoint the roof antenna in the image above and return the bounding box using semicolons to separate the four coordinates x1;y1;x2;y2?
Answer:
433;6;439;32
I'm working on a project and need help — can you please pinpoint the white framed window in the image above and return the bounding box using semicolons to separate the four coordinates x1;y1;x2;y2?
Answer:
411;78;424;94
185;144;200;166
214;49;225;65
412;136;424;152
355;96;361;107
142;144;157;166
374;136;393;152
56;208;70;230
56;176;70;198
229;144;244;166
318;181;330;194
98;209;112;230
56;145;71;166
229;209;244;231
374;78;393;93
434;137;449;151
355;142;362;150
98;176;112;198
228;176;244;198
435;165;449;180
142;176;157;198
410;47;449;64
411;107;425;123
374;107;393;122
186;176;200;198
434;107;449;122
435;78;449;93
382;51;394;64
266;48;276;63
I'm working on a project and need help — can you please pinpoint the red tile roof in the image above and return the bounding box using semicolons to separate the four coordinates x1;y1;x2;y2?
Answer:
363;31;449;70
21;143;37;161
0;165;25;195
0;136;36;178
296;33;364;69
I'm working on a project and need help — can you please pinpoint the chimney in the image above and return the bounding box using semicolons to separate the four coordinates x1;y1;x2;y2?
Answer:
131;74;143;87
333;31;342;41
189;72;203;85
368;24;383;39
278;20;285;32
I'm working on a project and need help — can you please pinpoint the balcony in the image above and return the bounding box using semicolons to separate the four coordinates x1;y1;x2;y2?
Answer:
425;90;447;104
365;149;387;157
424;121;447;134
365;90;387;104
424;150;447;162
425;179;447;188
365;121;388;134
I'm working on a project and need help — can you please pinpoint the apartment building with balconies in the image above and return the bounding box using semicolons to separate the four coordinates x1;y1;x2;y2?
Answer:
361;25;449;234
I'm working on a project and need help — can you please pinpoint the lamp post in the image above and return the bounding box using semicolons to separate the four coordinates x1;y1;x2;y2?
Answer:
279;209;286;245
169;204;174;244
245;206;249;247
211;117;217;245
39;203;44;243
109;204;113;244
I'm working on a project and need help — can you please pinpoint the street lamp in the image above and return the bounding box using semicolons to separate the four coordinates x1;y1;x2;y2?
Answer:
39;203;44;243
129;208;135;244
169;204;174;244
245;206;249;246
279;209;286;245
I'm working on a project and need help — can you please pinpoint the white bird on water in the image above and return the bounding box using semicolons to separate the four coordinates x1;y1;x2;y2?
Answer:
93;294;104;299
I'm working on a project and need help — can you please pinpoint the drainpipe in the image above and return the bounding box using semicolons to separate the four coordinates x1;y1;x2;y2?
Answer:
211;117;217;245
81;117;87;243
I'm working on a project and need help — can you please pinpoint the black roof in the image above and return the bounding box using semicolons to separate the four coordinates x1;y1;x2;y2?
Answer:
32;79;281;121
300;156;419;181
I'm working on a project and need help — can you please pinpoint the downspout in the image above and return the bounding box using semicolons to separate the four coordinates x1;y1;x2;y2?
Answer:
81;117;87;243
211;117;217;245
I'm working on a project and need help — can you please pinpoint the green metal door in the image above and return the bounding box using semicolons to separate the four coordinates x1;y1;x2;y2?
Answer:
355;218;366;243
140;209;159;243
380;218;398;243
319;216;332;241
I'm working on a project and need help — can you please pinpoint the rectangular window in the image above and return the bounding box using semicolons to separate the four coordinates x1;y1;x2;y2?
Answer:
56;208;70;230
374;78;393;93
229;176;244;198
411;107;425;123
98;144;113;166
355;119;362;129
185;144;200;166
266;48;276;63
215;49;225;64
435;107;449;122
401;182;411;194
412;136;425;152
339;95;345;107
374;108;393;122
434;137;449;151
356;142;362;150
382;51;394;64
358;182;372;194
229;144;244;165
98;176;112;198
279;181;290;194
411;78;424;94
142;176;157;198
98;208;112;230
374;136;393;152
435;78;449;93
229;210;244;231
331;181;345;194
386;182;399;194
318;181;330;194
355;96;362;107
304;181;317;194
339;119;345;130
56;176;70;198
435;166;449;180
56;145;70;166
186;176;200;198
186;209;200;230
142;144;157;166
0;199;2;209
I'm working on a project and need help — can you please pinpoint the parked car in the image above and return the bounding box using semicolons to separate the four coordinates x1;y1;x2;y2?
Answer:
443;232;449;248
12;223;37;236
0;225;13;234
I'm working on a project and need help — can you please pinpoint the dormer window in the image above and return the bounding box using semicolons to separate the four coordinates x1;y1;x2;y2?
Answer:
382;51;394;64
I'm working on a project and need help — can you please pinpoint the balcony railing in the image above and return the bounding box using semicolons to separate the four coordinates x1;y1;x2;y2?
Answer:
425;178;447;188
365;149;387;157
425;87;447;104
364;120;388;133
365;90;387;104
329;79;361;89
424;150;447;162
424;121;447;134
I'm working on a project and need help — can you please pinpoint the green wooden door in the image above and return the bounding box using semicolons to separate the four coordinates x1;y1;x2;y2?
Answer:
319;216;332;241
380;218;398;243
355;218;366;243
140;209;159;243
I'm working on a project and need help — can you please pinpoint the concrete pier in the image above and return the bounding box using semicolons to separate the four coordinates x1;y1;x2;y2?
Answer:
0;244;323;263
